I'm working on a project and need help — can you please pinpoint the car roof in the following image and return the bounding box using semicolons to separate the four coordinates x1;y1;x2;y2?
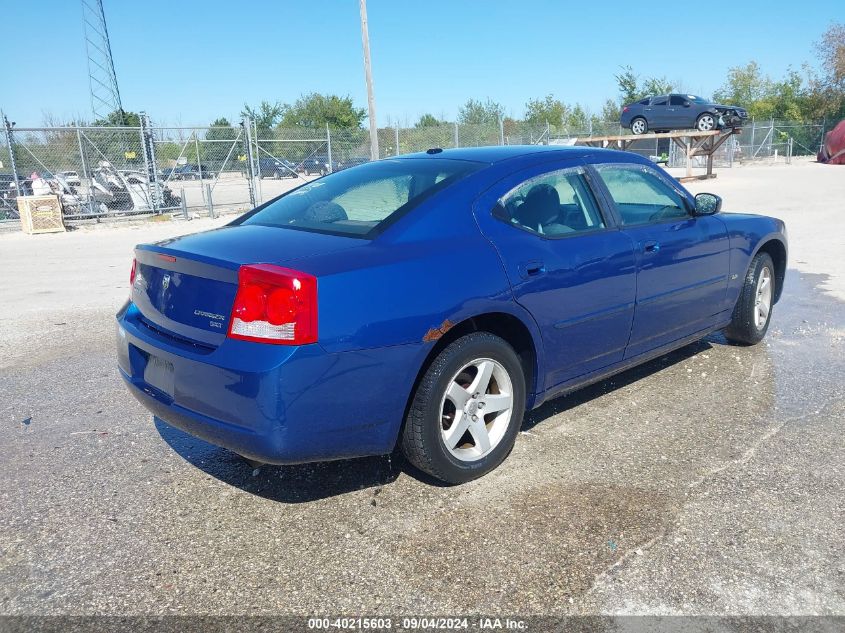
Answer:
398;145;620;164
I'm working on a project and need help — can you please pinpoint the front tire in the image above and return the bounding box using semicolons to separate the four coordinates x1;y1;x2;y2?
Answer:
697;113;717;132
400;332;526;484
724;252;775;345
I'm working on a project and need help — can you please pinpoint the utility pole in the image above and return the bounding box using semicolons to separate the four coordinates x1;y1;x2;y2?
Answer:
2;112;21;198
359;0;379;160
81;0;124;123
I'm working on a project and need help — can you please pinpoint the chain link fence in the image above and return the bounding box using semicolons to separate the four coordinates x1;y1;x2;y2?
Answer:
0;113;830;226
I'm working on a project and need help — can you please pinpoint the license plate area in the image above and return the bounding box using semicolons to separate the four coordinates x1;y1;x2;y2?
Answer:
143;354;175;398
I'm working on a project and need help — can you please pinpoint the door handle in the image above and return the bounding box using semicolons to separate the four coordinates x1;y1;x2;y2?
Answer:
518;260;546;279
643;241;661;253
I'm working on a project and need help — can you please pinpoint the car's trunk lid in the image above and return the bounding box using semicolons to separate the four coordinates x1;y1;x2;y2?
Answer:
132;224;364;346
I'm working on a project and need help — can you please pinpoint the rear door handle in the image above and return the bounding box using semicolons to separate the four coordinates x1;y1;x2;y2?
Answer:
518;260;546;279
643;241;661;253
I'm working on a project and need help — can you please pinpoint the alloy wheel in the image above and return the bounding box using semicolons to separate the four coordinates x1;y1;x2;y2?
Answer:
697;115;715;131
754;266;773;329
439;358;514;462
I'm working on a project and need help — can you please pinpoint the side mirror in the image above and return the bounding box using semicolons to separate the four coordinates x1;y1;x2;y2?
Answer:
683;101;691;107
694;192;722;215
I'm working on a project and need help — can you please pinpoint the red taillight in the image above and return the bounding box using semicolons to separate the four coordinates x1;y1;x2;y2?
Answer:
228;264;317;345
129;258;137;300
622;106;629;113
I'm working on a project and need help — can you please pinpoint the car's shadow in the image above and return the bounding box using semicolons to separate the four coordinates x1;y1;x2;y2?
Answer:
523;338;712;429
155;337;716;503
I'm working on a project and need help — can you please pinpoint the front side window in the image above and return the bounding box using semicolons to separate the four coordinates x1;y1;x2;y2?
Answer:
669;95;687;106
239;158;481;237
496;167;605;237
597;166;689;225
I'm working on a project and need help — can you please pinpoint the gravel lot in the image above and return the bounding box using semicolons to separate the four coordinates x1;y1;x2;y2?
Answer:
1;161;843;619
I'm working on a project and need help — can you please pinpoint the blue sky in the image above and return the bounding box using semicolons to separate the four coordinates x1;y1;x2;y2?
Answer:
1;0;841;127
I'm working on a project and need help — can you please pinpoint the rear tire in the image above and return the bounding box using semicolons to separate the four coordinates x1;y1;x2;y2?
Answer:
400;332;526;484
631;117;648;135
724;252;775;345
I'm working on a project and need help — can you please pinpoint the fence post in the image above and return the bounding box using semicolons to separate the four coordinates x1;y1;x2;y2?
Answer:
394;124;400;155
820;117;827;153
2;112;21;202
74;125;95;214
498;117;505;146
180;187;187;219
195;135;204;201
750;120;756;157
454;122;459;148
139;112;160;213
770;118;775;157
242;117;256;208
206;183;214;218
326;123;333;173
787;137;793;164
252;119;262;204
76;126;88;182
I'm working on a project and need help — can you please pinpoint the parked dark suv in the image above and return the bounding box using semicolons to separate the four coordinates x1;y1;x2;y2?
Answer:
620;94;748;135
257;158;298;179
172;164;214;180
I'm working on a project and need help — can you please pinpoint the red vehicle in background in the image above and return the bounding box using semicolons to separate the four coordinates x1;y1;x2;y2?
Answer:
818;119;845;164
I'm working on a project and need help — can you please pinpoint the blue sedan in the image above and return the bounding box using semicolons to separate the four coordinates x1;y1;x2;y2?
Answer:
116;146;787;484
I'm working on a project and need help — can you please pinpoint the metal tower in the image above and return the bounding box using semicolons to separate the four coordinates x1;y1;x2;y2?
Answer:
81;0;124;123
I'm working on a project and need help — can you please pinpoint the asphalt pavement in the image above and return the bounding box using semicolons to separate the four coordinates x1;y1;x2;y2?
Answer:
1;169;843;620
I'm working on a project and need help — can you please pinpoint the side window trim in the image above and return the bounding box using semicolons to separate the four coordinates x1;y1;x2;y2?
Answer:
492;165;610;240
582;163;623;227
591;162;694;227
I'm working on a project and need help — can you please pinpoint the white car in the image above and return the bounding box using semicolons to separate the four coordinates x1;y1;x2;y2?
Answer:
60;171;82;186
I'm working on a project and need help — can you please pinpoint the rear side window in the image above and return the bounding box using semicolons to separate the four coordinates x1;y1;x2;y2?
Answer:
240;158;480;237
496;167;605;237
651;97;668;106
638;98;650;105
597;166;689;225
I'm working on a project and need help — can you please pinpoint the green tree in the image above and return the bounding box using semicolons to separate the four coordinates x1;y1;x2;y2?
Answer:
93;109;141;127
278;93;366;129
599;98;621;122
564;104;590;131
815;22;845;90
524;95;567;127
203;117;240;167
206;117;235;137
615;66;675;105
713;62;774;115
811;23;845;121
458;98;505;125
240;101;285;132
615;66;640;105
415;113;443;128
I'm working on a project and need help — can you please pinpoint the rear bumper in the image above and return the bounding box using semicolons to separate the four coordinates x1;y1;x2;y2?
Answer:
116;302;423;464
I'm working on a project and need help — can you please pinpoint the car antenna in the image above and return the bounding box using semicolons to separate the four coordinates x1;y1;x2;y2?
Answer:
426;148;443;154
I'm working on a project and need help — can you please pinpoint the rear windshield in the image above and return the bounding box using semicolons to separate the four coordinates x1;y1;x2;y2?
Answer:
239;158;480;237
